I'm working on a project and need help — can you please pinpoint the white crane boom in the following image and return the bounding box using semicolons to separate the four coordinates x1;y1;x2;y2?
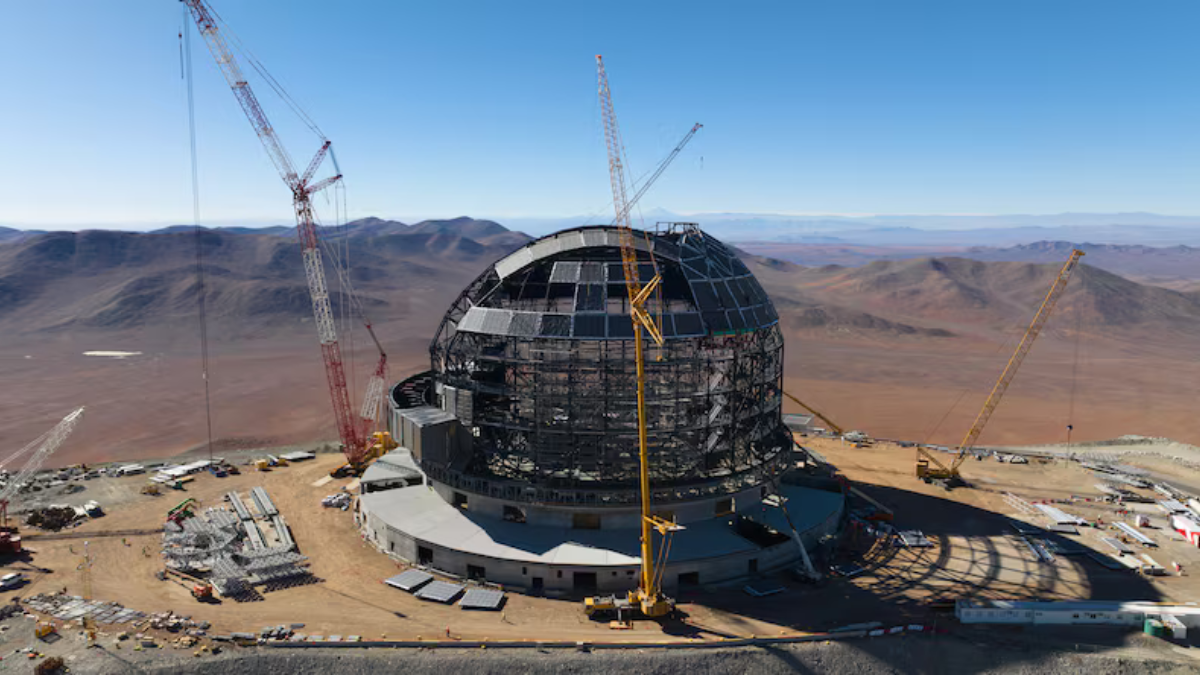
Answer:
0;407;85;524
615;123;702;225
0;430;52;472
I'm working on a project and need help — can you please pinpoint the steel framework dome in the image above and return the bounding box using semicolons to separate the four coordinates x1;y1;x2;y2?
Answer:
417;223;790;506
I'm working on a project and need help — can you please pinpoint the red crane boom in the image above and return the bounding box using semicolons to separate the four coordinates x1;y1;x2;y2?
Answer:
181;1;385;469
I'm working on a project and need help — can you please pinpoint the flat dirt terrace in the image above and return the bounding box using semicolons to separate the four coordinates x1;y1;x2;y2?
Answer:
4;438;1199;651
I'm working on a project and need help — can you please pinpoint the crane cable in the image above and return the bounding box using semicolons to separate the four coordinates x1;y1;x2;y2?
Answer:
182;16;215;461
919;326;1022;446
1066;306;1083;448
204;4;325;140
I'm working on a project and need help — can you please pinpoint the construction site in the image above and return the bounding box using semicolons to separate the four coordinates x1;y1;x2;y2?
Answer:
3;1;1200;673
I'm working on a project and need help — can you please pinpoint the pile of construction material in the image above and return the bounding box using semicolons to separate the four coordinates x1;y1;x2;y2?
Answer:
23;592;148;626
161;488;311;600
321;493;351;509
25;506;80;531
146;610;211;634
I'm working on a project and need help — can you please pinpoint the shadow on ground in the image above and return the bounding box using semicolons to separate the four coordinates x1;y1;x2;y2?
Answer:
678;481;1164;674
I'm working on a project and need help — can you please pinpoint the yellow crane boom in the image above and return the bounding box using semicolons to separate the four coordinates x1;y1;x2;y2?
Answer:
586;55;676;620
917;249;1085;484
782;390;844;436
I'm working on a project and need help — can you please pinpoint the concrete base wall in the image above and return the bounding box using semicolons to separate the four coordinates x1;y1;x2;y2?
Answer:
428;480;767;530
356;491;843;596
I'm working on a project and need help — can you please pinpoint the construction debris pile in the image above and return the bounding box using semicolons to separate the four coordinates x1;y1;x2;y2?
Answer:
321;493;351;509
25;506;79;531
161;487;312;600
23;592;148;626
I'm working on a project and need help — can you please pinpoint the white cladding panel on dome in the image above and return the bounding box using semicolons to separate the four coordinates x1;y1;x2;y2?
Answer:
494;227;682;281
458;307;546;338
581;229;609;248
456;307;487;333
495;246;535;280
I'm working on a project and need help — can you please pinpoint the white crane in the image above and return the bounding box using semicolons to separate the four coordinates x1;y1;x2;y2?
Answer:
0;407;85;527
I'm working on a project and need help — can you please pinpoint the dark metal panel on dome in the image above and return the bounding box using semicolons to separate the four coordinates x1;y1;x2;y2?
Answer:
728;277;753;306
654;238;680;260
727;308;748;332
574;284;606;312
682;260;708;280
744;279;768;305
714;280;737;309
607;314;634;339
539;314;572;337
673;312;704;336
573;313;607;338
508;311;541;337
742;305;761;327
658;314;676;338
702;311;731;333
691;282;720;311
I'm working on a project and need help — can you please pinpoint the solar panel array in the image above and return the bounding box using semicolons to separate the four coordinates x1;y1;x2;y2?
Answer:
459;588;505;610
414;581;464;604
384;569;433;592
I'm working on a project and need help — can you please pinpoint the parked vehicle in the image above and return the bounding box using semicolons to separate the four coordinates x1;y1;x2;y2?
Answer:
0;572;26;590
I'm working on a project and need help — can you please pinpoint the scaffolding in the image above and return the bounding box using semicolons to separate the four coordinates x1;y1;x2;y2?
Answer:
160;492;309;597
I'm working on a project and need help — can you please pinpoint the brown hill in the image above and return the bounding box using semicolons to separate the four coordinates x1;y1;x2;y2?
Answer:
0;228;523;340
747;255;1200;341
5;235;1200;465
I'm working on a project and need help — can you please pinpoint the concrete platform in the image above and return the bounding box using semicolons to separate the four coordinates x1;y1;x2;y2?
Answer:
357;482;843;594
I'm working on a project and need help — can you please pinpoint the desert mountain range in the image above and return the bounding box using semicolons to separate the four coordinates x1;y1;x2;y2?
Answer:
2;217;1199;464
3;218;1197;344
0;218;529;338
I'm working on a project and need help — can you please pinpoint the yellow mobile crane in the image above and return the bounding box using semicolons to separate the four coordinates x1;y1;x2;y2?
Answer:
584;56;683;620
917;249;1085;486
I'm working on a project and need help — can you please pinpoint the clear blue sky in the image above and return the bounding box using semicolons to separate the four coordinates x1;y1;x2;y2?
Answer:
3;0;1200;229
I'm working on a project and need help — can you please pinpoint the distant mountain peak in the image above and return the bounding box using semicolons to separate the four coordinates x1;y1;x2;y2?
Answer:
407;217;509;239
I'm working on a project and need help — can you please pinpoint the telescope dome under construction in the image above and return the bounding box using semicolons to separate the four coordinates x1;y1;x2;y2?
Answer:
420;223;791;507
365;224;843;596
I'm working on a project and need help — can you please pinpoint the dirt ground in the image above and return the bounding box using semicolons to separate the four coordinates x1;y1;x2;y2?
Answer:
0;456;795;644
4;295;1200;469
809;436;1200;606
1;438;1195;647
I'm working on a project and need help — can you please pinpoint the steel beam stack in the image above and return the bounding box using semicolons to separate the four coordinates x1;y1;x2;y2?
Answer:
227;492;253;521
250;487;279;518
